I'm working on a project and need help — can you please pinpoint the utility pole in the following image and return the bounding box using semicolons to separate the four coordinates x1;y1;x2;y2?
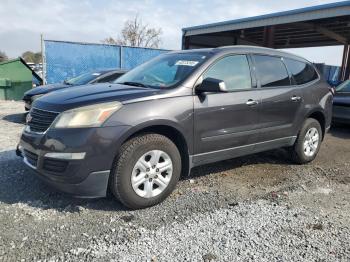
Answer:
40;34;46;84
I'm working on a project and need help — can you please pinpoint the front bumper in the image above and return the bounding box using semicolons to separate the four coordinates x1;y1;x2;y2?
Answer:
18;125;129;197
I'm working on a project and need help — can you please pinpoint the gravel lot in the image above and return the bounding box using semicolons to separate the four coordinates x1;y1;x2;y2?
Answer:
0;100;349;261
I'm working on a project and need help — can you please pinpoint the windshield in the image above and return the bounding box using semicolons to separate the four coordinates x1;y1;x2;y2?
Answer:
66;72;102;85
336;80;350;93
114;52;210;89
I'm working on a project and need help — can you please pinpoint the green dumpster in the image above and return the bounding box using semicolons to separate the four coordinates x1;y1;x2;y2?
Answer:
0;58;41;101
0;78;11;100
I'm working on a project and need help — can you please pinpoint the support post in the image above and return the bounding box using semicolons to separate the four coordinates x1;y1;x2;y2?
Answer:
120;46;123;69
263;26;275;48
41;34;46;85
233;35;238;45
340;44;350;81
345;46;350;80
182;34;190;50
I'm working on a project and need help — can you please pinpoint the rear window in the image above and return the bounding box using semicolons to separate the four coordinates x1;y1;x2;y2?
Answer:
284;58;318;85
253;55;290;87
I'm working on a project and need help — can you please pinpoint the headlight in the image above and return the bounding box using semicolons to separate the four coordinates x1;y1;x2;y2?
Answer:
52;101;122;128
31;94;44;101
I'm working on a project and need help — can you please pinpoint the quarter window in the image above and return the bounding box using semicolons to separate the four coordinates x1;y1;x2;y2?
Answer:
203;55;252;91
284;58;318;85
253;55;290;87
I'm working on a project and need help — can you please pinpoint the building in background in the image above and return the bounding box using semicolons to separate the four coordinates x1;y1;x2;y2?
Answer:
0;58;42;101
182;1;350;81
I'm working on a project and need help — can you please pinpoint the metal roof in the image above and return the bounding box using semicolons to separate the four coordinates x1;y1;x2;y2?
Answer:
172;45;308;61
183;1;350;36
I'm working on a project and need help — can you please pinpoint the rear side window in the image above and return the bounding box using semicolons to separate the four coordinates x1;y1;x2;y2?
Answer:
284;58;318;85
253;55;290;87
203;55;252;91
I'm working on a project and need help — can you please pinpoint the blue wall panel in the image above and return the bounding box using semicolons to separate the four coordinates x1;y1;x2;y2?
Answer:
45;40;168;84
122;46;167;69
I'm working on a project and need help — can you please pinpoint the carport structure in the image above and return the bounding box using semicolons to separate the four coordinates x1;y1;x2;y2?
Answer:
182;1;350;80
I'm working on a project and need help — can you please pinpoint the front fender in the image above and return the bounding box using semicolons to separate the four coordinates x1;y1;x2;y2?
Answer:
104;96;194;154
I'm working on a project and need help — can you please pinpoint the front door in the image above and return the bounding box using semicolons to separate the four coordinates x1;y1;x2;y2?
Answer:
193;54;261;165
251;54;303;143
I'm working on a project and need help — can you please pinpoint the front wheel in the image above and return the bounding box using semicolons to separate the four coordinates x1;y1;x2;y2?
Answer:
290;118;322;164
110;133;181;209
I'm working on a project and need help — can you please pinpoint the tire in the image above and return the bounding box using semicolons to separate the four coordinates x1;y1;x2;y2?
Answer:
290;118;322;164
110;133;181;209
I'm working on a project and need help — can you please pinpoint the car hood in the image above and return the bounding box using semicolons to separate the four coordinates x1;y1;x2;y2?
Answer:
33;83;166;112
23;83;70;98
333;93;350;107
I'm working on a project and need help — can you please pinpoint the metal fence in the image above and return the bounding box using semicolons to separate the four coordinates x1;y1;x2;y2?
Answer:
44;40;169;84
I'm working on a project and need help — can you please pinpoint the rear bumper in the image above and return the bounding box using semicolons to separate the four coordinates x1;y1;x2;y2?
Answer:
332;118;350;124
17;125;130;197
332;105;350;124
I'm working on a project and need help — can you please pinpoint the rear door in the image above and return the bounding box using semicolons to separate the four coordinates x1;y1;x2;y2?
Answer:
193;54;261;165
251;54;303;143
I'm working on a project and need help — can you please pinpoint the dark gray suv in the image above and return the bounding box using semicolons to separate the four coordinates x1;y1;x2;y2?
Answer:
17;46;333;209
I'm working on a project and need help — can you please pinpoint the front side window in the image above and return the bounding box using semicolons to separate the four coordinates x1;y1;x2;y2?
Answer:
115;52;210;89
284;58;318;85
203;55;252;91
253;55;290;87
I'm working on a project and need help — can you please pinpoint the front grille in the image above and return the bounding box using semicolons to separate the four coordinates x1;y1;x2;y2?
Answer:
28;108;59;133
24;149;38;167
43;158;68;173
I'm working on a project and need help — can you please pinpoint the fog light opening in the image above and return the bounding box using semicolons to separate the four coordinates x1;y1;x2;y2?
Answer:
45;152;86;160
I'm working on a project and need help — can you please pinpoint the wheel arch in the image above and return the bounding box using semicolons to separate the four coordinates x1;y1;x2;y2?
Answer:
118;120;191;178
305;109;326;139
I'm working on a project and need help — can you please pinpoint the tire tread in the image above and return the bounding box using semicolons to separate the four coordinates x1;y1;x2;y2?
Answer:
290;118;322;164
110;133;180;209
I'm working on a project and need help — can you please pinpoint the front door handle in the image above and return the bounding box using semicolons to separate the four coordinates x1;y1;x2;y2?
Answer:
291;95;301;102
246;99;259;106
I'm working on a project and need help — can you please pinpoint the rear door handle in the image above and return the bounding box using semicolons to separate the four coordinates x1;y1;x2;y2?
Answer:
246;99;259;106
291;96;301;102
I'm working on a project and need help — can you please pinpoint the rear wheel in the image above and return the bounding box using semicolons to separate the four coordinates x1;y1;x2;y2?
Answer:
110;133;181;209
290;118;322;164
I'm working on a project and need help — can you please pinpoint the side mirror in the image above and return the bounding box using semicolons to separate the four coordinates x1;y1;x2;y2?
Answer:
196;77;228;93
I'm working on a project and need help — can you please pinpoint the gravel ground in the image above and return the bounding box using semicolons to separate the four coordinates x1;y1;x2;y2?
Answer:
0;100;349;261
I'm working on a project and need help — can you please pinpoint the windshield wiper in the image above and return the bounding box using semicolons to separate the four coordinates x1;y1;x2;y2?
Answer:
118;81;149;88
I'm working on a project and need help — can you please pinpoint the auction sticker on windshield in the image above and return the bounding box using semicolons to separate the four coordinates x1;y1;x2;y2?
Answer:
175;60;199;66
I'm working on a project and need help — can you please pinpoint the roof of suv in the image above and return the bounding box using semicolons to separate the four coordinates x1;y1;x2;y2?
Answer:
172;45;309;63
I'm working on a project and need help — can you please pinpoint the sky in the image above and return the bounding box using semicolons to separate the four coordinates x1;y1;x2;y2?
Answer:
0;0;345;66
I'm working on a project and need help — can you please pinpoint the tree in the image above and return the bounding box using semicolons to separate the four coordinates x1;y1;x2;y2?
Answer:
102;15;162;48
21;51;42;64
0;51;8;62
